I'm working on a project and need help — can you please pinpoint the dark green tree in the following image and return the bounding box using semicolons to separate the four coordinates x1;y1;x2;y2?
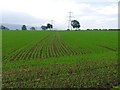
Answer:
0;25;9;30
41;26;47;30
21;25;27;30
71;20;80;30
30;27;36;30
47;23;53;30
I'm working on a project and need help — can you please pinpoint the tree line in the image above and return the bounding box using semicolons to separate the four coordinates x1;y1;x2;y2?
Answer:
0;20;80;30
0;19;119;31
21;23;53;30
0;23;53;30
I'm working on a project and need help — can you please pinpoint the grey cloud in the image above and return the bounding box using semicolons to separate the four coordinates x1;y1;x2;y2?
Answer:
2;10;48;26
2;10;67;30
1;1;118;30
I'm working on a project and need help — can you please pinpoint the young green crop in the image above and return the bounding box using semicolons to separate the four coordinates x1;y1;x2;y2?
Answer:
2;30;119;88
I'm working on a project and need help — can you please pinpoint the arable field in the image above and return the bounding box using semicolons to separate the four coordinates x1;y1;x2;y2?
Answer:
2;30;119;88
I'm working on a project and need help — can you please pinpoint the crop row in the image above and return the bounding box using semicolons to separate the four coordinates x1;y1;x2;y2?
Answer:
3;32;89;61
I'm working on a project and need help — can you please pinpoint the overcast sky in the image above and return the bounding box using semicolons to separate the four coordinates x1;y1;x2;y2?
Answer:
0;0;119;29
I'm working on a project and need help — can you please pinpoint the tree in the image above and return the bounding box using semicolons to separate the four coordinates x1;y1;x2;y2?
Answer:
67;29;70;31
41;26;47;30
0;25;9;30
30;27;36;30
47;23;53;30
71;20;80;30
21;25;27;30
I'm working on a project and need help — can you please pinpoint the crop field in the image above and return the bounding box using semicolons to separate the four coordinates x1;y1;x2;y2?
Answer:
2;30;119;88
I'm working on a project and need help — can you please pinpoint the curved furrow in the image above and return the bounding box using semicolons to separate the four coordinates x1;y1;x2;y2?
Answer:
60;38;79;55
5;34;52;61
48;46;52;57
59;37;77;56
58;35;90;56
15;49;26;60
4;32;92;61
98;45;117;52
52;34;59;57
3;40;36;61
56;36;66;56
45;36;53;58
9;49;24;61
